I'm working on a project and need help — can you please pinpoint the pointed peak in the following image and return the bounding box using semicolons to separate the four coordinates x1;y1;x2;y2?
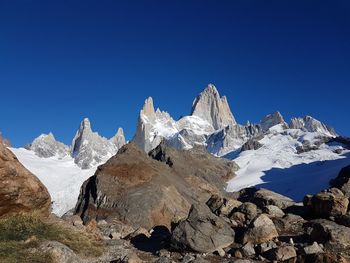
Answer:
81;118;91;129
141;97;155;116
116;127;124;137
191;84;236;129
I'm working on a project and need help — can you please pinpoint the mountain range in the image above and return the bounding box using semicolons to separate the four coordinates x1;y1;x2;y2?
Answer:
9;84;348;216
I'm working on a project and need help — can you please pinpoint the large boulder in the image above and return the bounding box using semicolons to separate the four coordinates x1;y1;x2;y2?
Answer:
171;204;235;253
311;188;349;218
330;165;350;197
307;219;350;257
0;137;51;217
242;214;279;245
235;188;295;210
75;143;237;229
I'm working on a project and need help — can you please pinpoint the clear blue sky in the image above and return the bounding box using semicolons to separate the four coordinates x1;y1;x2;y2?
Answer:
1;0;349;147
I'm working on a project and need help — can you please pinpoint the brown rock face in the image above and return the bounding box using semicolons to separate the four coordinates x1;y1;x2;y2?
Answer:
75;142;237;229
311;188;349;218
0;138;51;217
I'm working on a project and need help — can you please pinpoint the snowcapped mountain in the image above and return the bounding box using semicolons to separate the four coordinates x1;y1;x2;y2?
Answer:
72;118;125;169
133;84;337;156
25;132;70;159
8;83;346;217
26;118;125;169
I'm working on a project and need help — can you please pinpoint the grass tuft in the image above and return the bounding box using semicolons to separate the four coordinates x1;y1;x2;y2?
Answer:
0;214;103;263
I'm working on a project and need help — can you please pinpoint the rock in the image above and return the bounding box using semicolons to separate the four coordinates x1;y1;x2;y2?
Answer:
241;242;255;257
303;195;313;206
237;202;259;222
336;213;350;227
308;219;350;256
241;138;263;152
0;142;51;217
75;142;237;229
206;194;242;217
290;116;337;136
311;188;349;218
266;245;297;261
109;231;121;240
191;84;237;130
303;242;324;255
252;189;295;209
256;241;277;254
216;247;226;257
260;111;288;132
263;205;285;218
39;241;82;263
330;165;350;197
171;204;235;253
25;133;70;159
272;214;305;235
242;214;279;245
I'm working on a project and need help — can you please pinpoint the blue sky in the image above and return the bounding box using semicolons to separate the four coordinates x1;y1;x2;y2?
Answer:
1;0;350;147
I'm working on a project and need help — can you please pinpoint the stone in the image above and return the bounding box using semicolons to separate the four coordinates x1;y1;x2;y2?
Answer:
39;241;82;263
303;242;324;255
251;189;295;209
263;205;285;218
242;214;279;245
0;142;51;217
308;219;350;256
267;245;297;261
206;194;241;217
272;214;305;235
330;165;350;197
216;247;225;257
241;242;255;257
171;204;235;253
75;142;236;229
311;188;349;218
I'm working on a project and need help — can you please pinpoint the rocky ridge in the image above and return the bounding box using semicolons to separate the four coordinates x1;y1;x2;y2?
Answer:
133;84;337;156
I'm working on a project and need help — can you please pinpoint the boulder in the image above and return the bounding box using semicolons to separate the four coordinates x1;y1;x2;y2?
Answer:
311;188;349;218
39;241;82;263
330;165;350;197
273;214;305;235
263;205;285;218
242;214;279;245
302;242;324;255
171;204;235;253
308;219;350;256
237;188;294;209
206;194;241;217
241;138;263;152
75;143;237;229
266;245;297;262
0;140;51;217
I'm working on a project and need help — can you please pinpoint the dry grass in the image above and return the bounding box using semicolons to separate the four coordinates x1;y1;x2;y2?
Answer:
0;214;103;263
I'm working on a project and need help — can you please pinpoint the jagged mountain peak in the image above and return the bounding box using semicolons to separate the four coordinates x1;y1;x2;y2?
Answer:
290;115;337;137
141;97;155;117
191;84;237;130
26;132;70;159
260;111;288;132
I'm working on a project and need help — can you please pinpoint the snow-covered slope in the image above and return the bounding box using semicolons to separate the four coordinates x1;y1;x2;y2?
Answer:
10;147;96;216
226;125;349;200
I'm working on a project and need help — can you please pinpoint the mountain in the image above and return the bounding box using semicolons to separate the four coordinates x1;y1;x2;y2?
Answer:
191;84;237;129
25;132;70;159
26;118;126;169
133;84;336;156
72;118;126;169
9;83;345;217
